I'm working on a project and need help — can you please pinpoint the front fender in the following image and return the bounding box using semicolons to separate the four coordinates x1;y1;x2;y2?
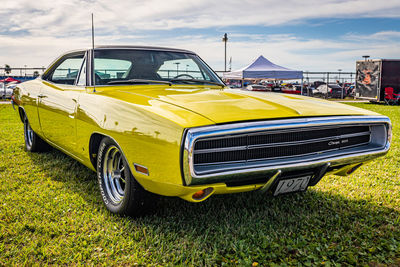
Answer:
75;90;214;194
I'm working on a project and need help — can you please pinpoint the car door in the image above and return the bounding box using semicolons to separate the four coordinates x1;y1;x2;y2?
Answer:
38;51;86;154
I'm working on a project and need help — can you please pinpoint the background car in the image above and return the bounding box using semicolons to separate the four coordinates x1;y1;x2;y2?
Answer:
314;83;344;98
271;85;282;93
1;83;14;99
347;85;355;97
246;84;271;91
282;84;301;95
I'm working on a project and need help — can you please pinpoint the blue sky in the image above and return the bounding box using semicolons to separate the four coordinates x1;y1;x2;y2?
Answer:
1;0;400;73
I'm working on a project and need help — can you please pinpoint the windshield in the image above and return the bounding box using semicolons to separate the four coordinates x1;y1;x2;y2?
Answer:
93;49;223;86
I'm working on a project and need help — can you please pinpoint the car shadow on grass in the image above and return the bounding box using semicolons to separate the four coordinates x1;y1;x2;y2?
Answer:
27;148;400;264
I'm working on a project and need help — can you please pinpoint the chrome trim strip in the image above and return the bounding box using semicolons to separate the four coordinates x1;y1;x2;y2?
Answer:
194;125;371;142
193;142;372;167
183;116;391;185
193;143;375;172
193;131;371;154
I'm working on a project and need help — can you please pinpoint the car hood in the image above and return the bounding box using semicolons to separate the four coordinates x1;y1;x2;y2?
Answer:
111;86;378;124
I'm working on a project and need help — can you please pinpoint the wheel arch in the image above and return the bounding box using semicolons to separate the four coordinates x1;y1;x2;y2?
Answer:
89;133;105;170
88;133;134;175
18;106;26;123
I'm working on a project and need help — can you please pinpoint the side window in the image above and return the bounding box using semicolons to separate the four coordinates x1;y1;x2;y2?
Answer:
49;55;84;85
77;58;87;86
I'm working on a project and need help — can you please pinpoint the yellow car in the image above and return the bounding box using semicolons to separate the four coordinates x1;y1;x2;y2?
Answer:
13;46;391;216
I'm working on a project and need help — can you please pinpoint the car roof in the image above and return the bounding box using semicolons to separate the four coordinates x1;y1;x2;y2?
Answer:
60;46;196;57
44;45;198;76
94;45;195;54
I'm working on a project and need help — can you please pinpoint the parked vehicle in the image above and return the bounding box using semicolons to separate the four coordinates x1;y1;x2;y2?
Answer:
246;84;270;91
6;83;18;91
1;83;14;99
356;59;400;101
341;82;356;97
259;81;274;88
13;46;391;216
271;85;282;93
314;84;344;98
282;84;301;95
346;85;355;97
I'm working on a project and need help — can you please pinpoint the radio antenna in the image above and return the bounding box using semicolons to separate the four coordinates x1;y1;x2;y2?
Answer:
91;13;96;92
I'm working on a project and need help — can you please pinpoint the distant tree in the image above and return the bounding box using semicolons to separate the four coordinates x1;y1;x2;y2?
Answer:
33;71;40;77
4;64;11;75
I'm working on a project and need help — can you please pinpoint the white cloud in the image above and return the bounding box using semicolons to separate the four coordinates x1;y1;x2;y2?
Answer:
2;0;400;35
1;31;399;74
1;0;400;73
344;31;400;40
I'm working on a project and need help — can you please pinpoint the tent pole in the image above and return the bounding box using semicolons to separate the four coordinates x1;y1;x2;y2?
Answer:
301;77;304;95
326;72;329;99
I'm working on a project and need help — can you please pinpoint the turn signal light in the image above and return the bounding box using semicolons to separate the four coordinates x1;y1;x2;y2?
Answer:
192;187;214;200
134;163;149;176
192;190;205;199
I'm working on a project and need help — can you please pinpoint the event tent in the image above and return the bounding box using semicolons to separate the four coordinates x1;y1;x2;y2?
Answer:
223;55;303;80
0;77;21;83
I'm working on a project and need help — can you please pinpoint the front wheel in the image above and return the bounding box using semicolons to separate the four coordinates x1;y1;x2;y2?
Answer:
97;137;154;216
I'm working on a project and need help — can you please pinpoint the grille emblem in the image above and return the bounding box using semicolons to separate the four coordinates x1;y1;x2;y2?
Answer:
328;140;340;146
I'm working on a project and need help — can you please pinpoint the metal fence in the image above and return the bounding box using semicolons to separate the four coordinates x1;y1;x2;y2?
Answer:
217;71;356;99
0;67;46;77
216;71;355;83
1;67;357;99
303;71;355;85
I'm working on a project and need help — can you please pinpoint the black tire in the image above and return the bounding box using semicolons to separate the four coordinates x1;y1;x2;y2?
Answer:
97;137;153;216
23;116;51;152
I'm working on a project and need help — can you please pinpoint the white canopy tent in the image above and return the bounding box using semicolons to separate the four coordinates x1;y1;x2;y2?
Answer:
223;55;303;80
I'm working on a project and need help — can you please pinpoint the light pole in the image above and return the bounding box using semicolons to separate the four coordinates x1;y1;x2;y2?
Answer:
222;33;228;72
362;55;370;61
338;69;343;99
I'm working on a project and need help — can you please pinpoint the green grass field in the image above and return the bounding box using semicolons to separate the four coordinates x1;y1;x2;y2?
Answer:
0;103;399;266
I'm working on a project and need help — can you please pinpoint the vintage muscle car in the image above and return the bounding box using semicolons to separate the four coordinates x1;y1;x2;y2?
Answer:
12;46;391;216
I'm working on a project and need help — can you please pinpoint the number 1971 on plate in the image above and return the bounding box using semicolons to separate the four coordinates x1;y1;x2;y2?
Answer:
274;176;311;196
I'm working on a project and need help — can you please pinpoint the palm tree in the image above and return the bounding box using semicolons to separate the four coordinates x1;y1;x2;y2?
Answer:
4;64;11;75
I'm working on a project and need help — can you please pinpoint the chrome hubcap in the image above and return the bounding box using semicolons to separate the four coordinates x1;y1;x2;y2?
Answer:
25;120;33;147
102;146;126;204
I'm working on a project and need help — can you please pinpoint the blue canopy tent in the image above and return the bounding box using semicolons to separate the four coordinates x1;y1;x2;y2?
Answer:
223;55;303;80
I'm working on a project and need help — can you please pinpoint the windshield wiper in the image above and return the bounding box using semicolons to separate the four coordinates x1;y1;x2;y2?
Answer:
169;79;225;88
107;79;172;85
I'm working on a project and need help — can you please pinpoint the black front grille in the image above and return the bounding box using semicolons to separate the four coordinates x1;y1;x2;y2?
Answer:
193;125;371;165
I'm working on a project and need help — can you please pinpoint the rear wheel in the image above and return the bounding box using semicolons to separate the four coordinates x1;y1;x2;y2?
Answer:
23;116;50;152
97;137;153;216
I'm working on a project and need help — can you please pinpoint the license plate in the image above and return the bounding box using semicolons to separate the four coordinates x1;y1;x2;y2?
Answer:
273;176;311;196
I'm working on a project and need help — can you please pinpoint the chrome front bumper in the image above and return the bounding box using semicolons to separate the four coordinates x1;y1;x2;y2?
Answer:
182;116;391;186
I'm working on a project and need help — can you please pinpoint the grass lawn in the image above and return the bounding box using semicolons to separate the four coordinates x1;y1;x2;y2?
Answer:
0;103;399;266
